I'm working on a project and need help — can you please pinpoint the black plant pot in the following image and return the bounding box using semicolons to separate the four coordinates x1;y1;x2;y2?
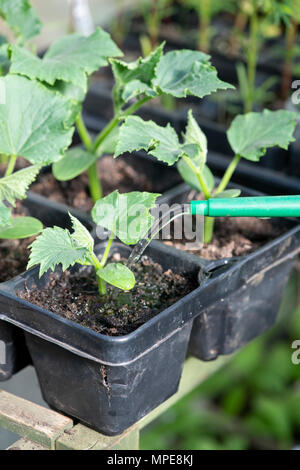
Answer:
0;193;94;382
0;241;213;435
159;182;300;360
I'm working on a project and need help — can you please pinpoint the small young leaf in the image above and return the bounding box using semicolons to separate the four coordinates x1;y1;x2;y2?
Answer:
27;226;87;277
0;165;40;206
153;50;234;98
0;201;11;226
0;216;42;239
115;116;182;165
227;110;299;161
212;189;241;199
0;0;41;42
111;43;164;110
0;75;74;165
69;213;94;251
92;190;160;245
10;28;122;92
52;148;97;181
184;110;207;167
177;160;215;193
97;263;135;291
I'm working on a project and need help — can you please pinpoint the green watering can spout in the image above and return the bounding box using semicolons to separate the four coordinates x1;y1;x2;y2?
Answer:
190;196;300;218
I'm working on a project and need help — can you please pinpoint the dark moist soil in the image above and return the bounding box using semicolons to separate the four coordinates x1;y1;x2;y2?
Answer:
0;203;35;283
31;155;152;213
19;254;196;336
164;191;284;260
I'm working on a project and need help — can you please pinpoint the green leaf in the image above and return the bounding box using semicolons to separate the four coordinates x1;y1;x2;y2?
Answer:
0;216;42;239
111;43;163;111
212;189;241;198
227;110;299;162
69;213;94;251
27;226;87;277
52;148;97;181
153;50;234;98
97;263;135;290
10;28;122;92
184;109;207;169
115;116;182;165
0;165;40;206
177;159;215;193
92;190;160;245
0;200;11;226
0;0;41;42
0;75;74;165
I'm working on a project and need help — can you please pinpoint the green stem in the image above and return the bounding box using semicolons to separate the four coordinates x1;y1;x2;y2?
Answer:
5;154;17;176
88;162;102;202
182;156;211;200
90;251;106;296
215;154;242;195
75;113;93;151
77;95;152;203
99;231;115;268
245;2;258;113
76;113;103;203
92;96;152;156
198;0;211;52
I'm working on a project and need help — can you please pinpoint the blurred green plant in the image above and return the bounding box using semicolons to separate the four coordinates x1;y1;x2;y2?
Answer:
180;0;237;52
142;301;300;450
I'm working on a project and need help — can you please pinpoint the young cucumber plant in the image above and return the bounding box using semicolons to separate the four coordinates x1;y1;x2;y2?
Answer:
139;0;173;56
0;72;76;238
115;108;299;244
1;0;232;203
28;190;160;297
234;0;295;112
180;0;237;53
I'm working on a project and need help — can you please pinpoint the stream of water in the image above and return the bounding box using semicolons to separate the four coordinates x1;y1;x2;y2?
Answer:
127;205;191;267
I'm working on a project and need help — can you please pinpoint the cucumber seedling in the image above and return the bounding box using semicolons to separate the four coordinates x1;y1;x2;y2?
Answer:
115;108;299;243
28;190;160;296
1;0;232;203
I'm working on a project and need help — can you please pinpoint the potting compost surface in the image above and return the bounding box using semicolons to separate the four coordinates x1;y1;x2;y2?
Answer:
19;254;197;336
32;156;153;212
165;215;284;260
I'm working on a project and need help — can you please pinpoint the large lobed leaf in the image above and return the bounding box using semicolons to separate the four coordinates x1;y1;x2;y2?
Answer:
111;46;234;111
69;212;94;252
0;0;41;42
92;190;160;245
10;27;122;93
27;226;88;277
153;50;234;98
184;110;208;171
111;44;164;111
0;75;74;165
0;165;40;206
115;116;183;165
227;110;300;162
